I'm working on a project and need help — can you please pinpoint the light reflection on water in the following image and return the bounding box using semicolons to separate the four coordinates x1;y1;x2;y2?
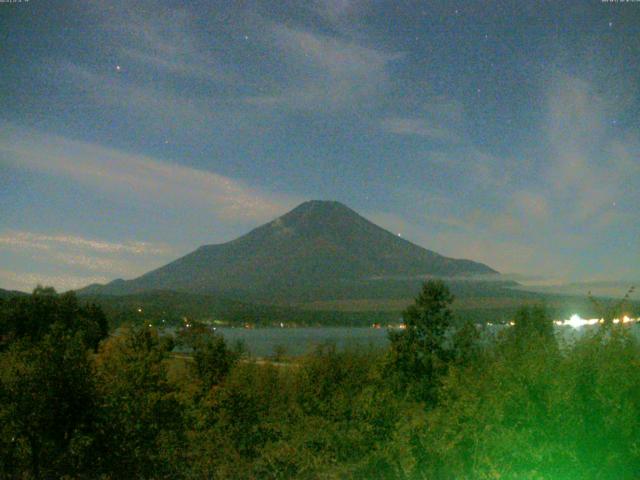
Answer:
171;321;640;357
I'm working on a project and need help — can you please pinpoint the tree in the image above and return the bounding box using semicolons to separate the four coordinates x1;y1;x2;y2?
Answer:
451;320;482;366
94;327;186;478
0;327;98;479
509;305;556;350
387;280;454;402
0;287;108;351
192;333;239;392
589;285;636;328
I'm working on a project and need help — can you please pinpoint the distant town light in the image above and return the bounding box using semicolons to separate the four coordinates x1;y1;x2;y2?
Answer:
566;314;587;329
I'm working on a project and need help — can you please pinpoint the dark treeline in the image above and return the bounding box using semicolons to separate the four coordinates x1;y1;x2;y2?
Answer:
1;282;640;478
79;287;640;330
81;290;402;329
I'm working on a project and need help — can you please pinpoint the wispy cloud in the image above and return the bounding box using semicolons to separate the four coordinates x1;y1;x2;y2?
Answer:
62;63;225;133
245;23;400;111
0;269;110;293
93;2;234;83
313;0;362;24
380;95;466;143
0;231;171;256
0;123;299;223
543;72;639;226
380;117;460;142
0;230;174;282
376;71;640;280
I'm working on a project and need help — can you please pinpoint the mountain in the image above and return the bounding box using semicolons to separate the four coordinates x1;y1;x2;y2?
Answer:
0;288;27;300
79;200;498;301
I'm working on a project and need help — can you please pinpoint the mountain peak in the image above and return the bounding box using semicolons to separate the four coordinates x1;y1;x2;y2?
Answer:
80;200;498;299
287;200;354;217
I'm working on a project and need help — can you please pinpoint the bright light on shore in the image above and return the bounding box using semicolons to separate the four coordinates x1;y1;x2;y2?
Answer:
567;314;591;329
554;314;638;329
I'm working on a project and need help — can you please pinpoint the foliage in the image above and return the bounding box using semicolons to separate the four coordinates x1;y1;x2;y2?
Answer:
589;285;636;327
191;332;240;392
94;326;187;479
387;279;455;402
0;328;98;479
0;286;108;351
507;304;557;352
2;284;640;478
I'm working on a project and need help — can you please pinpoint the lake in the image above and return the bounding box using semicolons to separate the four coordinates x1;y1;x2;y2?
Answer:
201;322;640;357
211;326;390;357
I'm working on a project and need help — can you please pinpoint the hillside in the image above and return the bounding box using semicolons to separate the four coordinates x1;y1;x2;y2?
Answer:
80;200;498;302
0;288;27;300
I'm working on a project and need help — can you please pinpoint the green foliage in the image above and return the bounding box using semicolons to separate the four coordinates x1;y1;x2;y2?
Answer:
513;305;555;341
0;328;97;479
414;322;640;479
589;285;636;327
451;319;482;366
3;282;640;479
95;326;187;478
192;333;239;392
388;279;455;401
0;286;108;351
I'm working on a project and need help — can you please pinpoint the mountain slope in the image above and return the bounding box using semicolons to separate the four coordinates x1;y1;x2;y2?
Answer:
80;200;497;301
0;288;28;299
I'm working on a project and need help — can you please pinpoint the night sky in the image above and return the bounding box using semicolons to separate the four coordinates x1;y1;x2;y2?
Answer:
1;0;639;292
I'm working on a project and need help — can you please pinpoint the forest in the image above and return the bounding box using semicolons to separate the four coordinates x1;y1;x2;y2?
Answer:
1;282;639;479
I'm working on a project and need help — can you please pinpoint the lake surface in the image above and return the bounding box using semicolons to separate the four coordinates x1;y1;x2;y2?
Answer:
204;323;640;357
213;327;390;357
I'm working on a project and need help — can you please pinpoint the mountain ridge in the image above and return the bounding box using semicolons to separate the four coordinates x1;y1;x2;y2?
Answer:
79;200;498;300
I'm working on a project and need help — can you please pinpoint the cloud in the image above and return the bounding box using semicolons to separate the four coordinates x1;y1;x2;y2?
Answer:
92;2;233;83
50;5;250;136
0;269;110;293
513;191;549;221
57;4;400;126
0;230;175;282
0;123;299;223
62;63;225;133
365;209;543;275
425;147;515;193
0;231;171;255
380;94;467;143
313;0;361;23
543;72;639;226
415;72;640;279
245;23;400;111
380;117;460;142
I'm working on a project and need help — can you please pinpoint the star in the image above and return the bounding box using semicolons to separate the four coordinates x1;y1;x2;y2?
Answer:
115;65;121;71
244;35;249;40
608;21;613;28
